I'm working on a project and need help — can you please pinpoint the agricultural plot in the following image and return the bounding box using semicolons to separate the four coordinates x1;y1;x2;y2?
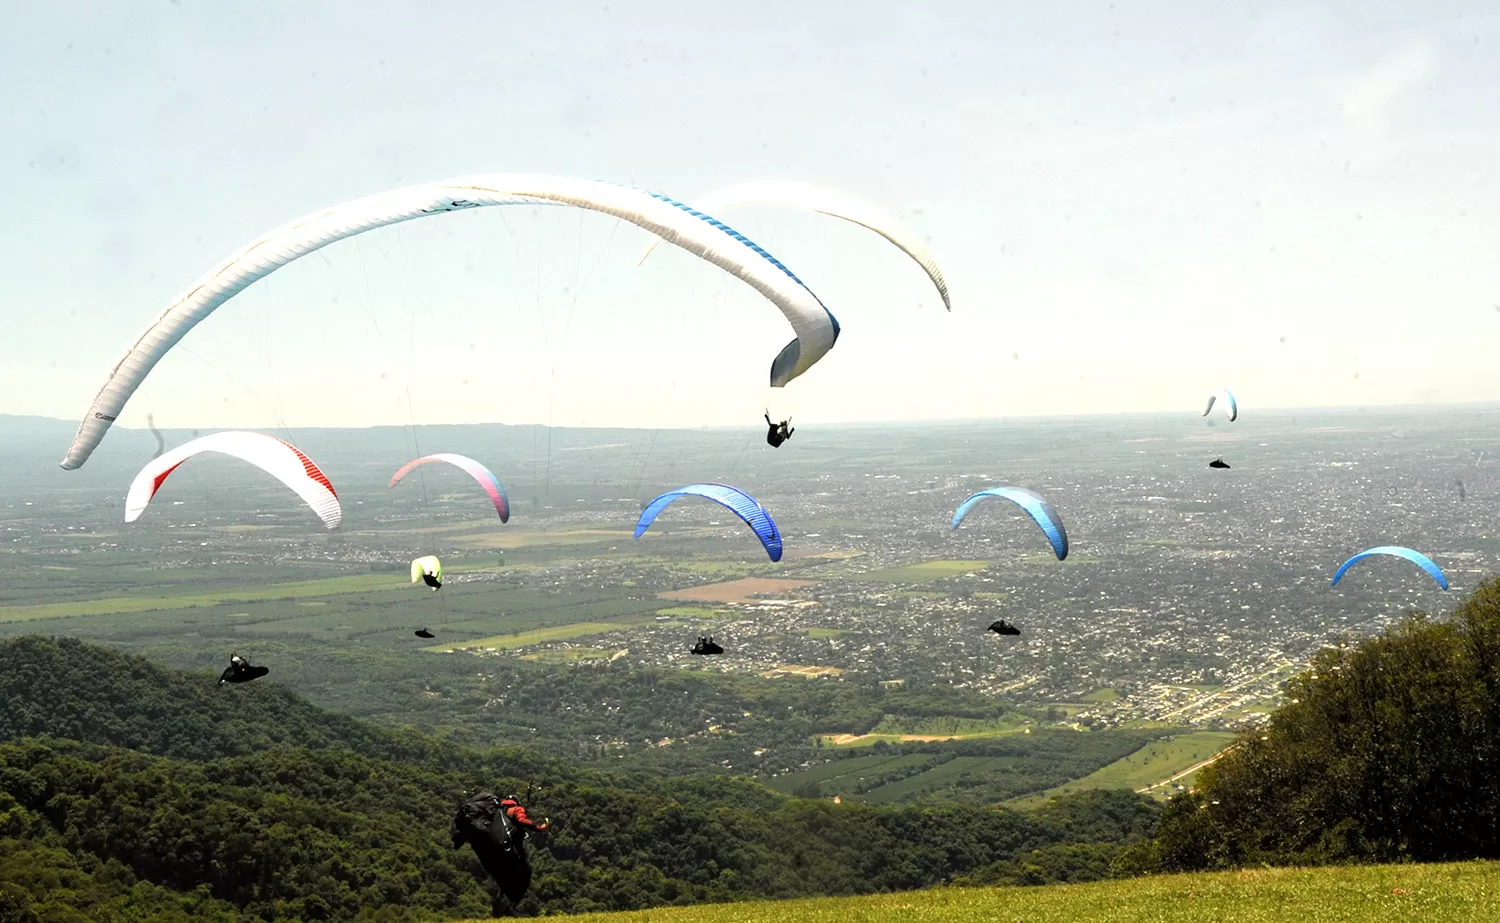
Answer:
852;560;989;583
453;528;636;550
1012;730;1239;806
661;577;816;604
859;756;1001;803
804;627;858;639
0;573;404;623
655;606;721;618
427;616;660;652
762;754;933;795
780;730;1175;805
0;557;672;656
761;664;844;678
819;715;1031;747
0;559;345;607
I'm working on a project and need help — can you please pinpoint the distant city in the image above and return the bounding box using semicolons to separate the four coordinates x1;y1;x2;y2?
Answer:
3;407;1493;738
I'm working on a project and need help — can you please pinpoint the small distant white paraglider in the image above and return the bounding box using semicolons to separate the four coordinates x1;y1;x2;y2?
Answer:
1202;389;1239;422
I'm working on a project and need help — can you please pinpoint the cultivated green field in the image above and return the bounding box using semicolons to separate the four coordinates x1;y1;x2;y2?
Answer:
762;754;933;795
853;560;990;583
0;555;676;654
453;527;636;550
805;627;859;639
776;729;1172;805
1013;731;1239;806
656;606;721;618
813;715;1031;748
0;573;403;622
859;755;1004;803
501;861;1500;923
429;620;641;651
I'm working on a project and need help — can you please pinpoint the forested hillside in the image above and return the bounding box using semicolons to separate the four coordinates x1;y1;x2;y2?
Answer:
0;636;1160;920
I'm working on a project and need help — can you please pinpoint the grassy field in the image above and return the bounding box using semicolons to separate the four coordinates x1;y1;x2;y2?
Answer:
805;627;858;639
454;528;636;549
853;560;990;583
1012;731;1239;806
0;573;404;623
0;552;681;654
816;715;1031;748
504;861;1500;923
656;606;721;618
429;620;639;651
661;577;817;603
762;754;933;795
860;756;1001;803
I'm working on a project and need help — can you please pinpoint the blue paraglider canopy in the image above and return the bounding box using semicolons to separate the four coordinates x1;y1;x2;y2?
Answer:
1331;546;1448;590
951;487;1069;560
635;483;783;562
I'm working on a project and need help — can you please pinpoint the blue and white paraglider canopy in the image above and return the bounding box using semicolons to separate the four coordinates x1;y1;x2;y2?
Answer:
635;483;783;562
951;487;1069;560
1331;546;1448;590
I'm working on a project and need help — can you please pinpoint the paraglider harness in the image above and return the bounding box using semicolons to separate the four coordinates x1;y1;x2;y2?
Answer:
451;788;548;905
764;411;794;448
218;653;269;686
691;636;724;655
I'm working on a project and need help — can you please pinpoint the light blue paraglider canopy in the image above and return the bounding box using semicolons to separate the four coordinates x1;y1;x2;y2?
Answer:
950;487;1069;560
1331;546;1448;590
635;483;783;562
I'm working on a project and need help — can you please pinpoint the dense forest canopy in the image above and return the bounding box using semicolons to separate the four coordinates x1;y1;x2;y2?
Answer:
0;636;1159;920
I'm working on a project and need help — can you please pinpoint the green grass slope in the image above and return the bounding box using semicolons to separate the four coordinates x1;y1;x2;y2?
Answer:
506;861;1500;923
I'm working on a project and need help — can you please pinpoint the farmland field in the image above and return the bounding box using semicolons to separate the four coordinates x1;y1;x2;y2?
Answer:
660;577;817;603
1011;730;1240;806
853;560;989;582
430;620;642;651
0;573;403;623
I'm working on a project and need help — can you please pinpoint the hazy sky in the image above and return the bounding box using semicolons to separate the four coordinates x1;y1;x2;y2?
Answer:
4;1;1499;439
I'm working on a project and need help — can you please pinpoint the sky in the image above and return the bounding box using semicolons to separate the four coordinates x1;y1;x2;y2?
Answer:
3;1;1500;443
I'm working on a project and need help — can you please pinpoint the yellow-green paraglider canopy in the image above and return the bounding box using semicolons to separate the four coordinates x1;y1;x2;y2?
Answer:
411;555;442;586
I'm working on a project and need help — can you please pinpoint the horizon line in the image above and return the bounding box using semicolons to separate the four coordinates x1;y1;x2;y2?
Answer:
9;399;1500;435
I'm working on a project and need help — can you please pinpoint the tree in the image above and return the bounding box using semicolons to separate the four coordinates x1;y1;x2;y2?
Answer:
1131;577;1500;872
792;780;824;799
